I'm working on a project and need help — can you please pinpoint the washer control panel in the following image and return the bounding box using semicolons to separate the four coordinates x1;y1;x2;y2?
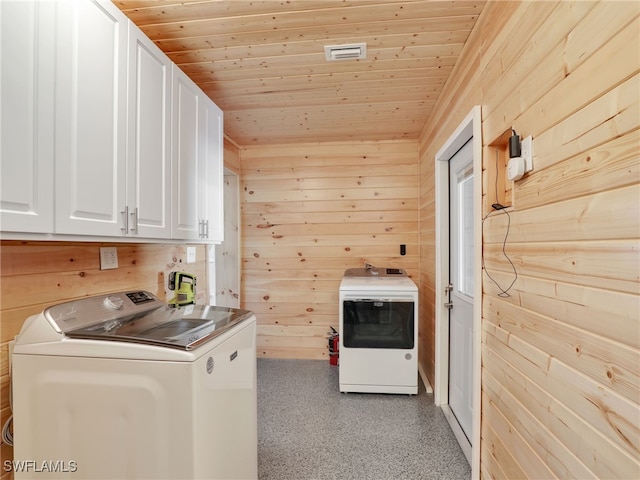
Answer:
44;291;162;333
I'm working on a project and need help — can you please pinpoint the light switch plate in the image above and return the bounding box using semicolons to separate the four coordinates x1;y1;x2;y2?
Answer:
187;247;196;263
100;247;118;270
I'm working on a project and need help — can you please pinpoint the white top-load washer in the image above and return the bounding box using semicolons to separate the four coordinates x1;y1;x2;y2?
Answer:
339;266;419;394
11;291;257;480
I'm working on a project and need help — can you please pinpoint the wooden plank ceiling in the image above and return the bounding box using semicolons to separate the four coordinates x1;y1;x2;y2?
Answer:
115;0;485;146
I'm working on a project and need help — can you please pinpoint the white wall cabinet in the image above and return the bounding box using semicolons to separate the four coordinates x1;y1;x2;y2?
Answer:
0;1;55;233
54;0;128;236
126;22;172;239
171;66;201;241
1;0;223;243
172;66;224;243
201;97;224;242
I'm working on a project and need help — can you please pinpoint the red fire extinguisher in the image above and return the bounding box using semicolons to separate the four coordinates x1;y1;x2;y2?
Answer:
328;326;339;366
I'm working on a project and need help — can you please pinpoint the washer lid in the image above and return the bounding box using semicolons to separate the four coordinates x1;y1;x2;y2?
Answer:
44;291;253;351
64;304;254;351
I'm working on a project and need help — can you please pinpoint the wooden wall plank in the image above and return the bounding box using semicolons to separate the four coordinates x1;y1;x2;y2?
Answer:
244;223;418;238
243;256;414;272
256;313;336;327
484;270;640;350
243;174;419;192
241;139;419;160
243;186;418;203
244;210;418;225
483;240;639;295
242;163;418;179
244;235;418;249
484;184;640;244
244;246;419;264
242;198;419;215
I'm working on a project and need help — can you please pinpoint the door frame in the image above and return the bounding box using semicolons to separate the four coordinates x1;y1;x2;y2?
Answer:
434;106;482;476
209;167;241;307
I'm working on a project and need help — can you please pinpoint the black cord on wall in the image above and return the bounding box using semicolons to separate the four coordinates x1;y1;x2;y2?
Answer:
482;207;517;297
482;147;518;297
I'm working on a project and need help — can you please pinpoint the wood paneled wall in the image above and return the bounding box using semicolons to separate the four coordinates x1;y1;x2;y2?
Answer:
240;140;419;360
418;1;639;478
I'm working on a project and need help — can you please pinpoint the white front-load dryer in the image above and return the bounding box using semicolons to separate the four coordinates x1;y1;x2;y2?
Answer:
339;267;419;394
11;291;257;480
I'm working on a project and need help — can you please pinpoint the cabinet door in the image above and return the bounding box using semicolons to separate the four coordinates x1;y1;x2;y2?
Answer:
127;22;172;238
200;98;224;242
0;1;54;233
55;0;128;236
171;66;201;240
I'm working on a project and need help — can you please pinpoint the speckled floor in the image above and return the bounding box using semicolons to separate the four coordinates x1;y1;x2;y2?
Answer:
257;358;471;480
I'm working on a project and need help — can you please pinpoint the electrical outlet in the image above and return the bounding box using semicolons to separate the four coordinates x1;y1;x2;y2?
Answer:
100;247;118;270
187;247;196;263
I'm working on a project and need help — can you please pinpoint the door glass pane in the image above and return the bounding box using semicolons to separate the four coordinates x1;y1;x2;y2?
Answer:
457;171;474;298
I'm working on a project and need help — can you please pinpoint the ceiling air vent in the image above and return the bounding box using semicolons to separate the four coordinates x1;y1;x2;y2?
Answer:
324;43;367;61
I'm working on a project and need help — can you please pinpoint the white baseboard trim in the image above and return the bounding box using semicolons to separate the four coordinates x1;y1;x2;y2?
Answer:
418;362;433;394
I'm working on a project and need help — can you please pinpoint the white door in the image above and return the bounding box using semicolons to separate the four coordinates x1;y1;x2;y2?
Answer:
448;138;474;442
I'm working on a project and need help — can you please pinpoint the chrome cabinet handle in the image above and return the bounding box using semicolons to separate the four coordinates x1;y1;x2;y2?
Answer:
120;206;129;233
130;207;138;235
